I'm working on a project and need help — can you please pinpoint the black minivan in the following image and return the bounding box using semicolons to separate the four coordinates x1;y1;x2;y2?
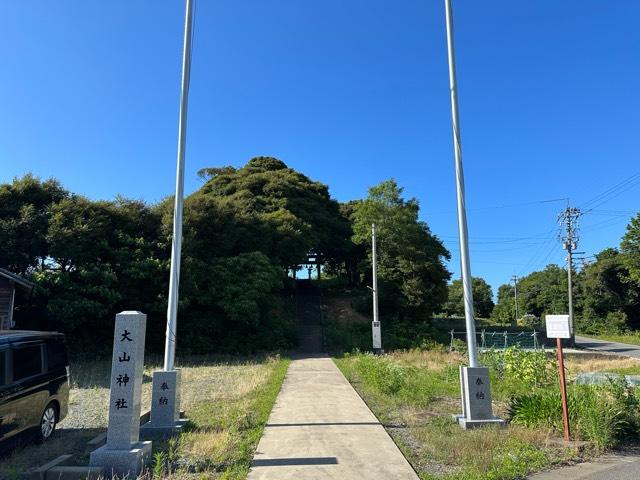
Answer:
0;331;69;444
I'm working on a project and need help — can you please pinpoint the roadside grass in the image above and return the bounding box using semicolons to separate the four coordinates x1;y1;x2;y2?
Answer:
0;355;289;479
166;357;289;478
335;349;640;480
580;332;640;347
564;353;640;376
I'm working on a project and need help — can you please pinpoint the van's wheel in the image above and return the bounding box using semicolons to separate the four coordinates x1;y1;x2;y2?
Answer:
37;403;58;442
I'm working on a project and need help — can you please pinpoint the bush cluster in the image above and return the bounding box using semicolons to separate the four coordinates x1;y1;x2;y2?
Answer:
482;346;556;389
509;376;640;448
354;354;413;395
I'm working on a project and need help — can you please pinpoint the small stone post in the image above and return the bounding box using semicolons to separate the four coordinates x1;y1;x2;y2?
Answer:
455;366;505;429
90;311;152;476
141;369;187;436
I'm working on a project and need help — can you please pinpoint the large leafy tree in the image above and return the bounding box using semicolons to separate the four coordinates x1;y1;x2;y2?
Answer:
0;174;68;273
579;249;630;317
165;157;354;352
576;248;639;332
350;179;450;320
32;195;167;342
492;265;568;324
193;157;351;268
444;277;494;318
621;212;640;285
491;283;517;325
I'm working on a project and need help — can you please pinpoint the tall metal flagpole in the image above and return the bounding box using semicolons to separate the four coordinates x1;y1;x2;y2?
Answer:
164;0;194;372
444;0;478;368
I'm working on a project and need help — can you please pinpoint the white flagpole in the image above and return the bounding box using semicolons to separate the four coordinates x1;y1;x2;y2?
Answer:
444;0;479;368
164;0;194;372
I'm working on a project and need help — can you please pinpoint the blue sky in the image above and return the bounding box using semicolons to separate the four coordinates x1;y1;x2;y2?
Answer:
1;1;639;293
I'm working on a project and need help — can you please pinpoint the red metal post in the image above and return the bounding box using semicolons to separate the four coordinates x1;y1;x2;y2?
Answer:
556;337;570;441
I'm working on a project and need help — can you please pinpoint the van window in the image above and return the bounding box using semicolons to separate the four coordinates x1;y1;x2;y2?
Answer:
46;341;68;371
13;345;43;381
0;351;6;386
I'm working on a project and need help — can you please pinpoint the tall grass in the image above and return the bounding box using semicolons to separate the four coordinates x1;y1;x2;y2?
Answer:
349;351;460;403
336;351;583;480
509;376;640;449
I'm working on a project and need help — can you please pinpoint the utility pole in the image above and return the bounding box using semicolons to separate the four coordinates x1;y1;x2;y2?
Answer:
511;275;519;325
371;223;382;353
558;205;581;342
444;0;503;428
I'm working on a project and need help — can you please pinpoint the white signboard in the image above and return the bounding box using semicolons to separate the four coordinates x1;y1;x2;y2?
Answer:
545;314;571;339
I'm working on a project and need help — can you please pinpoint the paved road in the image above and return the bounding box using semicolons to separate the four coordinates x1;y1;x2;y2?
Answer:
247;356;418;480
529;454;640;480
575;335;640;359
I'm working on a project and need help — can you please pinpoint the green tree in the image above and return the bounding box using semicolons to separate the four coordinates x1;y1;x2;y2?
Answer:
32;195;167;343
178;252;291;353
492;265;568;326
576;248;639;332
165;157;356;352
491;283;517;325
621;212;640;285
350;179;450;320
444;277;494;318
193;157;351;269
0;174;68;273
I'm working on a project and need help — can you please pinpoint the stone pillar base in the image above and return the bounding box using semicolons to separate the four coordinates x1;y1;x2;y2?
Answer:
89;441;152;477
452;414;505;429
141;418;189;439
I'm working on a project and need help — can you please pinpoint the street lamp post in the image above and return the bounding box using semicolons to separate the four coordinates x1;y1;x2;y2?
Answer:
371;223;382;354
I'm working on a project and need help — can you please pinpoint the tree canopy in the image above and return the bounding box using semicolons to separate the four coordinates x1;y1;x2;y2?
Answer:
192;156;351;269
8;162;634;351
622;213;640;285
349;179;451;320
444;277;494;318
491;211;640;333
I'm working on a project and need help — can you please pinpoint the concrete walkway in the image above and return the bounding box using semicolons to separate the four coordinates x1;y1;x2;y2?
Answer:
247;356;419;480
575;335;640;359
528;454;640;479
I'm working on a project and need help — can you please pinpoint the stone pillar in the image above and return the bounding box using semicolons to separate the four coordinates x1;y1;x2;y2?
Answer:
90;311;152;475
141;369;187;437
454;366;505;429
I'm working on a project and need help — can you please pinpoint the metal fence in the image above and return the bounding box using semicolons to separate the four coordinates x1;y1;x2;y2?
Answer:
449;329;543;351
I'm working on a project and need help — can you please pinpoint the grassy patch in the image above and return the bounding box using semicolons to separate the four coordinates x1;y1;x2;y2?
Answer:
171;357;289;478
334;349;640;479
0;355;289;479
582;332;640;346
564;353;640;376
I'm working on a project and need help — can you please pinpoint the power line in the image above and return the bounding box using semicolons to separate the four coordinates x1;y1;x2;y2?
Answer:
580;172;640;213
427;197;568;215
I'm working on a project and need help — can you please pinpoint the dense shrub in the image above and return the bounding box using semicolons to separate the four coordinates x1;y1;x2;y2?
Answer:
605;311;629;333
482;346;555;389
355;354;413;395
509;376;640;448
517;314;541;328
